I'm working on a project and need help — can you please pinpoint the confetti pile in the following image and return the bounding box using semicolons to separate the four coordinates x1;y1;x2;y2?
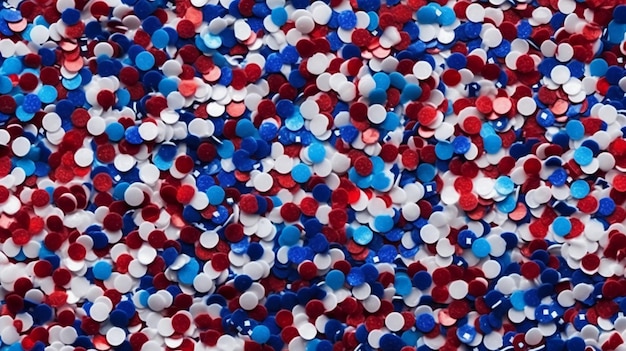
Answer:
0;0;626;350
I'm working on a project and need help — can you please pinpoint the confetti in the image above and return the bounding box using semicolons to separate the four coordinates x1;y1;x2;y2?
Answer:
1;0;626;350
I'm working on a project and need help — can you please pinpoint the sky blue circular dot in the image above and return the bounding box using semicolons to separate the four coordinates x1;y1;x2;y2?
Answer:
570;180;589;199
438;7;456;26
217;140;235;158
494;176;514;196
206;185;225;205
135;51;155;71
371;173;391;191
151;29;170;49
367;12;379;31
589;58;608;77
368;88;387;104
565;120;584;140
271;7;288;26
471;238;491;258
417;163;436;182
573;146;593;166
435;141;454;160
308;143;326;164
62;75;82;90
279;225;300;246
306;340;320;351
0;75;12;94
235;119;256;137
106;122;125;141
401;84;421;102
16;106;34;122
203;34;222;49
353;226;373;245
3;57;22;74
38;85;58;103
326;269;345;290
552;216;571;236
417;6;438;24
496;193;516;214
178;259;199;285
510;290;525;310
15;159;35;176
158;78;178;96
394;274;412;296
251;325;270;343
373;72;390;90
292;163;312;183
484;134;502;154
373;215;394;232
93;261;113;280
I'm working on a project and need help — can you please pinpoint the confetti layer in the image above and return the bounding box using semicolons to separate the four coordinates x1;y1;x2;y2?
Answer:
0;0;626;351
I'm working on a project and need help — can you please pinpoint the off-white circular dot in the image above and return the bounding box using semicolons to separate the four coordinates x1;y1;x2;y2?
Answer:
254;172;274;192
11;137;30;157
74;148;94;167
106;327;126;346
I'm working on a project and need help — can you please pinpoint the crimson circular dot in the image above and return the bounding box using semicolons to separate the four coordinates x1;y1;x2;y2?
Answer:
177;19;195;38
175;155;194;173
34;261;53;277
19;73;39;91
68;243;87;260
96;90;116;108
103;212;123;231
581;254;600;271
52;268;72;286
211;253;229;271
172;314;191;333
298;261;318;280
280;203;301;222
239;194;258;213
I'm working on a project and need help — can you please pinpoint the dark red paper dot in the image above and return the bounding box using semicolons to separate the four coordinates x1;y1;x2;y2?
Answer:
354;156;373;176
276;310;293;327
31;189;50;207
172;314;192;334
211;253;229;271
299;261;318;281
19;73;39;91
521;261;541;279
52;268;72;286
175;155;194;173
103;212;123;231
68;243;87;260
581;254;600;271
0;96;16;114
441;69;461;86
0;186;9;203
432;268;452;286
239;194;258;214
34;260;53;277
280;203;301;222
177;20;195;39
12;228;30;245
97;90;115;109
401;149;418;170
328;208;348;228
